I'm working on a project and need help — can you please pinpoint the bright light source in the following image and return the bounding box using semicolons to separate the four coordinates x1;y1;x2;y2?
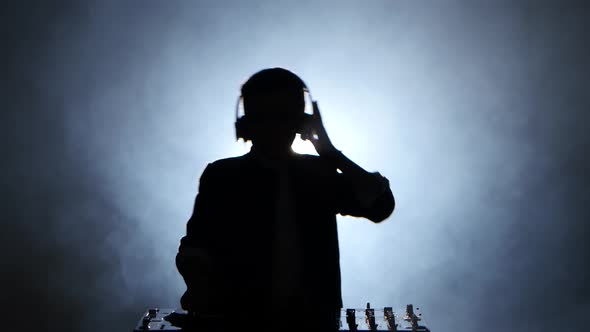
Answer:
291;134;318;155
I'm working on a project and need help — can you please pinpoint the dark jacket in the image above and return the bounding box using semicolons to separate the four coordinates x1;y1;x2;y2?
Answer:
177;150;394;314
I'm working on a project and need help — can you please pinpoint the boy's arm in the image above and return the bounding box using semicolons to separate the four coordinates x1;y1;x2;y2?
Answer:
324;150;395;222
304;101;395;222
177;163;223;311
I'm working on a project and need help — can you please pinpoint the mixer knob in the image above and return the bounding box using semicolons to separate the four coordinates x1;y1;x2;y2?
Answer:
148;308;158;318
384;307;397;332
141;316;150;330
346;309;358;332
365;307;377;331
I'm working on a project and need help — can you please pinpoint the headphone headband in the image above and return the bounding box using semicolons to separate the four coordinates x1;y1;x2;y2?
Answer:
235;85;312;120
234;69;315;142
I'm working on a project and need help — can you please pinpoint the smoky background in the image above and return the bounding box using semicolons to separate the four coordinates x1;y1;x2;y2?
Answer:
1;1;589;331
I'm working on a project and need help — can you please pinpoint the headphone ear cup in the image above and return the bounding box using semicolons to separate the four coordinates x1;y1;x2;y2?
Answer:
298;113;313;140
235;116;251;141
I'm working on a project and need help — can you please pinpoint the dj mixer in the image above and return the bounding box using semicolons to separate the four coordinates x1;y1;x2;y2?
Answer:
133;303;431;331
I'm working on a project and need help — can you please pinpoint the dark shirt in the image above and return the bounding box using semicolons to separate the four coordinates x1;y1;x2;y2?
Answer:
177;149;395;327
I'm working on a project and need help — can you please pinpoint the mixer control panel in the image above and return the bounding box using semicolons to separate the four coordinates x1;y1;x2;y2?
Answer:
133;303;430;331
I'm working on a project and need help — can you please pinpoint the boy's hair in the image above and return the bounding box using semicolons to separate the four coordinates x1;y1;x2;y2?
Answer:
241;68;306;116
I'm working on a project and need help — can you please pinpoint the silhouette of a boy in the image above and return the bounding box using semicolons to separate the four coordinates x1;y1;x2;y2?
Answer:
176;68;395;331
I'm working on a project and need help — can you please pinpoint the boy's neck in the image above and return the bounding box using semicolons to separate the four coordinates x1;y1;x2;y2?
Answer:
250;145;296;167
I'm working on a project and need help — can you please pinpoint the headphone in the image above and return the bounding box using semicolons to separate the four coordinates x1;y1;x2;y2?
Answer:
234;81;316;142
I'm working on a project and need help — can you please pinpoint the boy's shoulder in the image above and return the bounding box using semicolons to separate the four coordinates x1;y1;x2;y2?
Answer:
204;152;332;177
206;153;251;172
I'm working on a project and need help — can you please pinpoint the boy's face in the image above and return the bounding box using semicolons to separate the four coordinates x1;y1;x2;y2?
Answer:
245;90;305;158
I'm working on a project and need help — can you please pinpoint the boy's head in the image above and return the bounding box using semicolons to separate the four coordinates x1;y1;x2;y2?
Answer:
240;68;307;158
